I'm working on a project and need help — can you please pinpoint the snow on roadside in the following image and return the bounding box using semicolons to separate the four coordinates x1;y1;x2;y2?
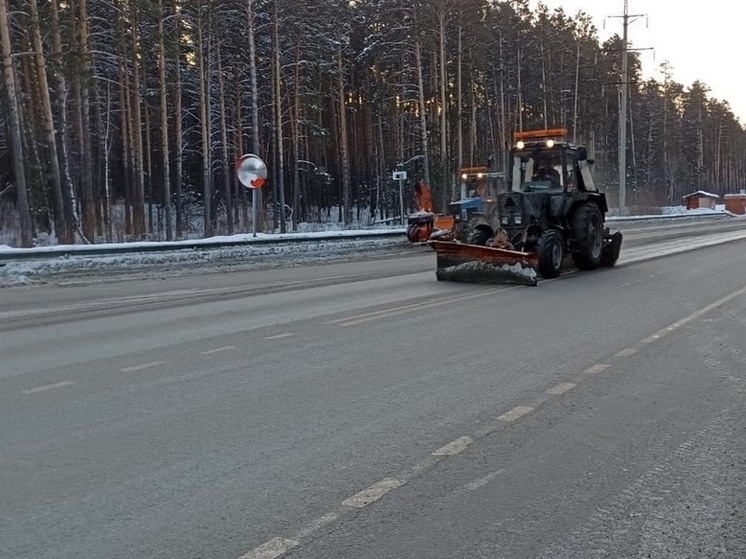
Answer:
0;206;737;286
0;228;406;256
0;235;411;286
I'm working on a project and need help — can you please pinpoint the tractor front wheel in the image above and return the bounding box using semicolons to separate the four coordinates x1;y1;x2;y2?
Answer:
571;202;604;270
537;230;563;279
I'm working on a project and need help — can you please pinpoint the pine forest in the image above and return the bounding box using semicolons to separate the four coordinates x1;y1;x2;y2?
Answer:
0;0;744;247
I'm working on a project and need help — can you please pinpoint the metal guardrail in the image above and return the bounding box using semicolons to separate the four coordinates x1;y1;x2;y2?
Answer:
0;230;407;262
0;212;735;263
608;212;733;223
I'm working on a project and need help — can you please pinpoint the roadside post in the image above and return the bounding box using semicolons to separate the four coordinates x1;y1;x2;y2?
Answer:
235;154;268;237
393;170;407;225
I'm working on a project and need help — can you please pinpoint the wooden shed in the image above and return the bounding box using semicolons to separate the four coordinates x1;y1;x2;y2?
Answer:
683;190;720;210
724;193;746;215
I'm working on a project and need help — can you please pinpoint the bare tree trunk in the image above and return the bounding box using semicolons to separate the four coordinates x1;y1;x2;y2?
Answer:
173;0;183;237
50;0;79;241
117;9;133;238
144;92;153;234
457;24;463;180
414;39;431;187
158;0;172;240
541;39;548;129
216;40;233;234
498;35;507;171
247;0;262;231
29;0;69;243
76;0;95;241
438;9;448;206
0;0;32;246
336;43;351;225
234;94;244;229
130;2;146;238
291;40;301;230
198;3;212;237
103;81;113;241
272;1;286;232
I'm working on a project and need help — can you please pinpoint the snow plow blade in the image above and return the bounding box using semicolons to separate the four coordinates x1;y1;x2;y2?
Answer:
429;240;539;286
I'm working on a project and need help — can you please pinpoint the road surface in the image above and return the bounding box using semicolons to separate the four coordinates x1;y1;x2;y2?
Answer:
1;223;745;558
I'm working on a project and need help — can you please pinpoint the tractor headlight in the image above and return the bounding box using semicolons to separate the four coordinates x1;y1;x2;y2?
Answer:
516;141;525;150
546;139;555;148
501;216;509;225
514;215;522;225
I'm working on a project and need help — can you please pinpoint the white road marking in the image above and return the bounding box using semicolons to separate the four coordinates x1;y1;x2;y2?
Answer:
121;361;164;373
201;345;236;355
497;405;535;422
640;284;746;344
325;299;440;324
546;382;577;395
293;511;340;540
583;363;610;374
341;478;404;508
237;285;746;559
327;289;515;327
264;333;294;340
432;436;473;456
22;381;74;394
640;334;661;344
239;537;299;559
463;469;504;492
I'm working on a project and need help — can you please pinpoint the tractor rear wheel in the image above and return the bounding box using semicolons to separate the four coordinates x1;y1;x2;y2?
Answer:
467;227;492;246
537;230;563;279
571;202;604;270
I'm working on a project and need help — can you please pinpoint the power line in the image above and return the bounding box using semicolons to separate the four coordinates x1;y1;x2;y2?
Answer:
606;1;651;214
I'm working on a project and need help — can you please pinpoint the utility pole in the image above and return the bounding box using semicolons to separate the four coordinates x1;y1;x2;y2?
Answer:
608;1;648;215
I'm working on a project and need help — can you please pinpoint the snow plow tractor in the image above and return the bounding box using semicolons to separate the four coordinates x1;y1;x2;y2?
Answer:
406;168;497;244
429;128;623;286
423;166;500;243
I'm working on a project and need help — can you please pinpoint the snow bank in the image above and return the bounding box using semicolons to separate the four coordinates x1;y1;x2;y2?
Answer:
0;235;410;286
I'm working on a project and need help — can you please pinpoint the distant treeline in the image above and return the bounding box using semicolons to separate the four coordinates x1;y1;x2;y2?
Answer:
0;0;744;246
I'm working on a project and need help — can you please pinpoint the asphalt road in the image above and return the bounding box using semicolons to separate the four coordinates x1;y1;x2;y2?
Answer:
1;224;746;558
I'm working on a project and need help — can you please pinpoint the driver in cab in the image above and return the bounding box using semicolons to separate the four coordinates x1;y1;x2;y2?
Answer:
531;162;561;187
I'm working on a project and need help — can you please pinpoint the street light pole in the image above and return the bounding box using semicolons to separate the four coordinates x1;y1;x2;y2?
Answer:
398;176;405;225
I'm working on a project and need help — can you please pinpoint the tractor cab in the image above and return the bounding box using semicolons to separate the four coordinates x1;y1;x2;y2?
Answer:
447;166;492;221
509;128;597;194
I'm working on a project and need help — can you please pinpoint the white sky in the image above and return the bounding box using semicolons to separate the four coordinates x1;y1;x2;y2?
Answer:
531;0;746;124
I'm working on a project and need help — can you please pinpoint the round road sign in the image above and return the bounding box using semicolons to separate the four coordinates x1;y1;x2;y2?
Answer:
235;154;267;189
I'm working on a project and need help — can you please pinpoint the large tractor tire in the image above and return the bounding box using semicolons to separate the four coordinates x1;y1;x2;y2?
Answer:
571;202;604;270
537;230;563;279
467;227;492;246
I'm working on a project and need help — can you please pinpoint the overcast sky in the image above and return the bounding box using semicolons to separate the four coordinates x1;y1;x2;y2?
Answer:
530;0;745;124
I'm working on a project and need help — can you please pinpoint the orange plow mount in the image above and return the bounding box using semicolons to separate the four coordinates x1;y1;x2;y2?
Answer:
429;240;539;286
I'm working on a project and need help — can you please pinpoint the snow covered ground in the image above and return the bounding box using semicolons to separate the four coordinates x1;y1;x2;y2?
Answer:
0;205;735;287
0;234;411;287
